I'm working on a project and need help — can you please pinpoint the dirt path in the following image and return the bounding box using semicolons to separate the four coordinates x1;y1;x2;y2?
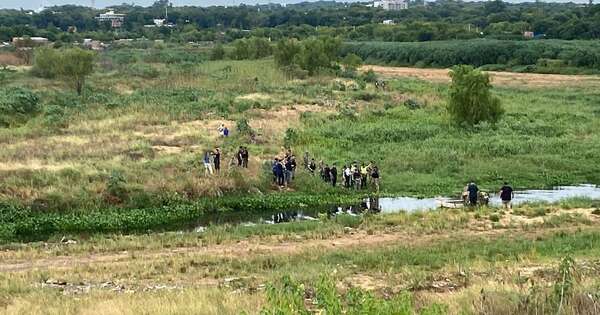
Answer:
363;65;600;88
0;225;591;274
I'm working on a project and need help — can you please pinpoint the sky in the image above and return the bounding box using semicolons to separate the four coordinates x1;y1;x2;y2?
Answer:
0;0;590;10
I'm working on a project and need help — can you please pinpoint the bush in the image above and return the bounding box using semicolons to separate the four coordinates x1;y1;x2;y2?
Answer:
448;65;504;126
127;63;160;78
31;47;60;78
0;88;40;127
236;118;254;136
210;44;226;60
42;105;69;128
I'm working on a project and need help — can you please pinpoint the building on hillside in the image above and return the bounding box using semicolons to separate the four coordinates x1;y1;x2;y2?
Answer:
11;37;49;46
382;19;396;25
96;10;125;28
523;31;534;39
374;0;409;11
144;19;176;28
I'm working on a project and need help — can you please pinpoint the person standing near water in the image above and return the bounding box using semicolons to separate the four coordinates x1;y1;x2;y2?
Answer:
467;181;479;206
499;182;514;210
371;165;380;192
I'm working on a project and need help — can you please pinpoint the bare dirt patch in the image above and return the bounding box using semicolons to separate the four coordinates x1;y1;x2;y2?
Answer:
363;65;600;88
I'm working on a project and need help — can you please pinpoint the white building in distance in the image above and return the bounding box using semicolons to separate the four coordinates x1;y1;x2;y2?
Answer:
96;10;125;28
374;0;409;11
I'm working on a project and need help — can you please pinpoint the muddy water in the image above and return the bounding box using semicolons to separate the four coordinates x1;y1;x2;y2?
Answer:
193;185;600;229
377;185;600;213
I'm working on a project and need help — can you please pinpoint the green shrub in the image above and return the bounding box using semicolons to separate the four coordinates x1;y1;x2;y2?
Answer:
0;87;40;127
127;63;160;78
42;105;69;128
448;65;504;126
210;44;226;60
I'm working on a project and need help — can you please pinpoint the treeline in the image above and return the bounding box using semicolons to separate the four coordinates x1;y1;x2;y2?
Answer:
343;40;600;71
1;0;600;42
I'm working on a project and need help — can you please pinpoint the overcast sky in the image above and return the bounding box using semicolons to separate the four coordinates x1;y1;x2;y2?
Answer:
0;0;590;10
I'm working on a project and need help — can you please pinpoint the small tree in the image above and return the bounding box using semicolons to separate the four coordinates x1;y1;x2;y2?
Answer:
341;53;363;72
210;43;225;60
448;65;504;126
274;38;301;67
59;48;95;96
33;47;95;95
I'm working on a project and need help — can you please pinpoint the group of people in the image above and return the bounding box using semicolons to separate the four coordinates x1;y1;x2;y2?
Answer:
463;181;515;209
303;152;381;192
203;148;221;176
236;146;250;168
202;146;250;176
271;150;297;187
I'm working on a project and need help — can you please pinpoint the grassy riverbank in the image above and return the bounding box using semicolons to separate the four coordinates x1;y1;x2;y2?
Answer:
1;205;599;314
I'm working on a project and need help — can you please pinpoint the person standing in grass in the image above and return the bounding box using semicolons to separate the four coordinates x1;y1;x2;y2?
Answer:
274;159;285;187
330;163;338;187
203;151;213;176
237;146;243;167
241;147;249;168
212;147;221;175
360;163;369;189
308;159;316;175
324;164;331;183
284;158;294;187
371;165;380;192
344;165;352;188
353;164;362;190
467;181;479;206
499;182;514;210
290;156;297;179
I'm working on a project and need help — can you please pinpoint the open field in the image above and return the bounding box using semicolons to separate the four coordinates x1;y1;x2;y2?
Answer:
363;65;600;88
2;55;600;213
1;206;600;314
1;43;600;313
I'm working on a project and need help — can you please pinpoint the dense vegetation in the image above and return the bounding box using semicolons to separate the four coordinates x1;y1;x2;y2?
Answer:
343;40;600;73
1;0;600;43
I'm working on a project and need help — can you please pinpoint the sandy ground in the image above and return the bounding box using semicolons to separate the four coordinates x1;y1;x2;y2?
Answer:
363;65;600;88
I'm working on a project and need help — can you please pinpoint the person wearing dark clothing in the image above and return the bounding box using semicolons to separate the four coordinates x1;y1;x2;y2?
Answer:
323;165;331;183
237;147;243;167
371;166;380;192
353;165;362;190
308;159;316;175
330;164;338;187
284;158;294;186
499;182;515;210
467;182;479;206
212;148;221;174
241;147;249;168
290;156;297;179
274;159;284;186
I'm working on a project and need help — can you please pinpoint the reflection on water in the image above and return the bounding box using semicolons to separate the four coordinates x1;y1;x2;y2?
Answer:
193;185;600;229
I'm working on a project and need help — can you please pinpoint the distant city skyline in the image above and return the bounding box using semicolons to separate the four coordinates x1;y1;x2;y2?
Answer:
0;0;591;10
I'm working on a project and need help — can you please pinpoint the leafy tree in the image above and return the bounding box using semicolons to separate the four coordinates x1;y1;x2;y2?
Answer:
210;43;226;60
341;53;363;72
297;36;341;75
59;49;95;96
447;65;504;126
0;88;40;127
274;38;301;67
33;48;95;95
32;47;61;78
